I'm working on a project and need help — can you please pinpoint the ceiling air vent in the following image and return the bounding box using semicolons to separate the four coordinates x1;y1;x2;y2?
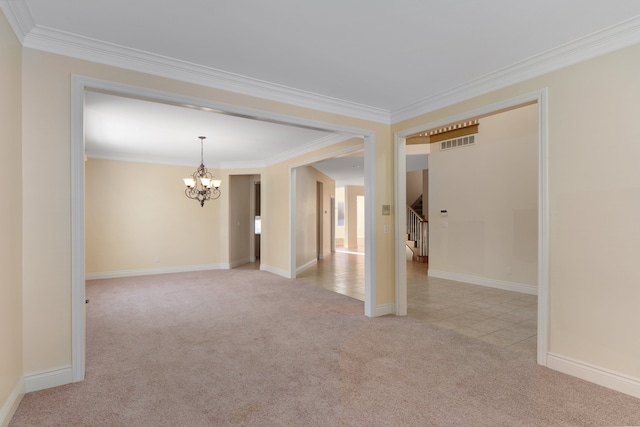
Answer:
440;134;475;151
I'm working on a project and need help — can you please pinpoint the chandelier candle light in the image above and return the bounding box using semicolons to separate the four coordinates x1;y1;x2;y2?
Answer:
183;136;221;206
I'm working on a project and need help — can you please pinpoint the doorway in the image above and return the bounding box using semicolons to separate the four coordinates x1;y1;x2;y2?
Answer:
394;91;549;365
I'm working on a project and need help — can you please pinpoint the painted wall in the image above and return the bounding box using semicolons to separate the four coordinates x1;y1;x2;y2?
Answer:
229;175;252;267
19;47;393;377
85;159;225;273
0;10;23;423
344;185;364;249
12;13;639;399
428;104;538;286
406;170;423;207
394;44;640;381
264;137;368;276
295;165;335;270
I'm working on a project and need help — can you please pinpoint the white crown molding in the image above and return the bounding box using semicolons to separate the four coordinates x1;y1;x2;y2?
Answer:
18;24;390;124
5;3;638;125
86;133;354;169
391;15;640;123
265;133;354;167
0;0;34;43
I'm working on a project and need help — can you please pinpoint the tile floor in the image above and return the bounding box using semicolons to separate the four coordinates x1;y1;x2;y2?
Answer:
296;248;538;356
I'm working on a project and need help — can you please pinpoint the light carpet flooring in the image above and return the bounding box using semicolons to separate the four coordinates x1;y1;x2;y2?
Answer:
296;248;537;356
9;268;640;426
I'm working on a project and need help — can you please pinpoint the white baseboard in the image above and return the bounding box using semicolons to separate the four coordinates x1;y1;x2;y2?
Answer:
375;303;396;317
547;353;640;399
0;378;24;427
229;257;251;268
86;264;230;280
428;269;537;295
296;259;317;275
24;366;73;393
260;264;291;278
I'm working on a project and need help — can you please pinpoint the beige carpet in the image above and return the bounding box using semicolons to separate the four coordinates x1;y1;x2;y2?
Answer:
10;269;640;426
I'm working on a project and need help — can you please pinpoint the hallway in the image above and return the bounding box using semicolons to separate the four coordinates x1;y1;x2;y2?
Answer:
297;250;537;356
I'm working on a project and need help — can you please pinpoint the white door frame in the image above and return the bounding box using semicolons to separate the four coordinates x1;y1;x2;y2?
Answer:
71;76;378;381
393;89;549;366
288;139;376;317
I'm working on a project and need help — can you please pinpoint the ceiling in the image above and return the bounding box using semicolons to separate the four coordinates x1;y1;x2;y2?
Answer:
4;1;640;185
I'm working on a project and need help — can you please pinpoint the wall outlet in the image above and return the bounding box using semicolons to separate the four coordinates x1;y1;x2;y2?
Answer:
506;266;512;276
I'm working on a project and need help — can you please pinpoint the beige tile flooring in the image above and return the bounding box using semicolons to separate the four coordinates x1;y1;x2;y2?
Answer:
296;248;538;356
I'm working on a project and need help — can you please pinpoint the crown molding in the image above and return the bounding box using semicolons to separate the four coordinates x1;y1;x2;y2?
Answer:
391;15;640;123
4;2;638;126
265;133;354;167
0;0;34;42
18;24;391;124
86;134;353;169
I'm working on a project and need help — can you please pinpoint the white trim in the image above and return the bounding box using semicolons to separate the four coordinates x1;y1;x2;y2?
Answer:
536;90;550;365
259;263;291;278
24;366;73;393
229;258;252;269
362;135;376;317
390;16;640;123
393;89;549;365
265;134;354;167
375;303;396;317
547;353;640;400
73;77;380;384
3;2;636;124
394;136;407;316
287;137;378;317
71;76;86;383
0;0;33;43
428;270;537;295
296;258;317;275
22;25;389;124
86;264;230;281
0;377;23;427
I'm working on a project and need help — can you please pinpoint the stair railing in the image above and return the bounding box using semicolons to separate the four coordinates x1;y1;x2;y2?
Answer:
407;206;428;257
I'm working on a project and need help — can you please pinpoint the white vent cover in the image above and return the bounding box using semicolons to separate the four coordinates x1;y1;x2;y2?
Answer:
440;135;475;151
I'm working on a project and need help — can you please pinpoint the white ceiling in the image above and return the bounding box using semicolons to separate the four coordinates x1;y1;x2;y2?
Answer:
4;0;640;184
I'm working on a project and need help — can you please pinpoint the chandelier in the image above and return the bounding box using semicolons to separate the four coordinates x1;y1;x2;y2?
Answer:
183;136;221;207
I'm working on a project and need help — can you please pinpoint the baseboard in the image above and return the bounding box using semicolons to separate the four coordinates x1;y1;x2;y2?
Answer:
0;378;24;427
547;353;640;399
260;264;291;278
229;258;251;268
24;366;73;393
296;259;317;275
86;263;230;280
375;303;396;317
428;269;537;295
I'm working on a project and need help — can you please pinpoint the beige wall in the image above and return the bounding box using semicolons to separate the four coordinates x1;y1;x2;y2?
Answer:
86;159;226;273
406;170;423;207
7;10;639;402
428;104;538;286
265;137;367;274
295;165;335;269
394;44;640;380
0;9;23;422
229;175;252;266
19;48;393;375
344;185;364;249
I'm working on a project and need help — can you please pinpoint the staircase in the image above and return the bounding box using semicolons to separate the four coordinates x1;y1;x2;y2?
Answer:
407;196;428;263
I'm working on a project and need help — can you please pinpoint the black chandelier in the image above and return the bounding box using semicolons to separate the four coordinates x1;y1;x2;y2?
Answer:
183;136;221;207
